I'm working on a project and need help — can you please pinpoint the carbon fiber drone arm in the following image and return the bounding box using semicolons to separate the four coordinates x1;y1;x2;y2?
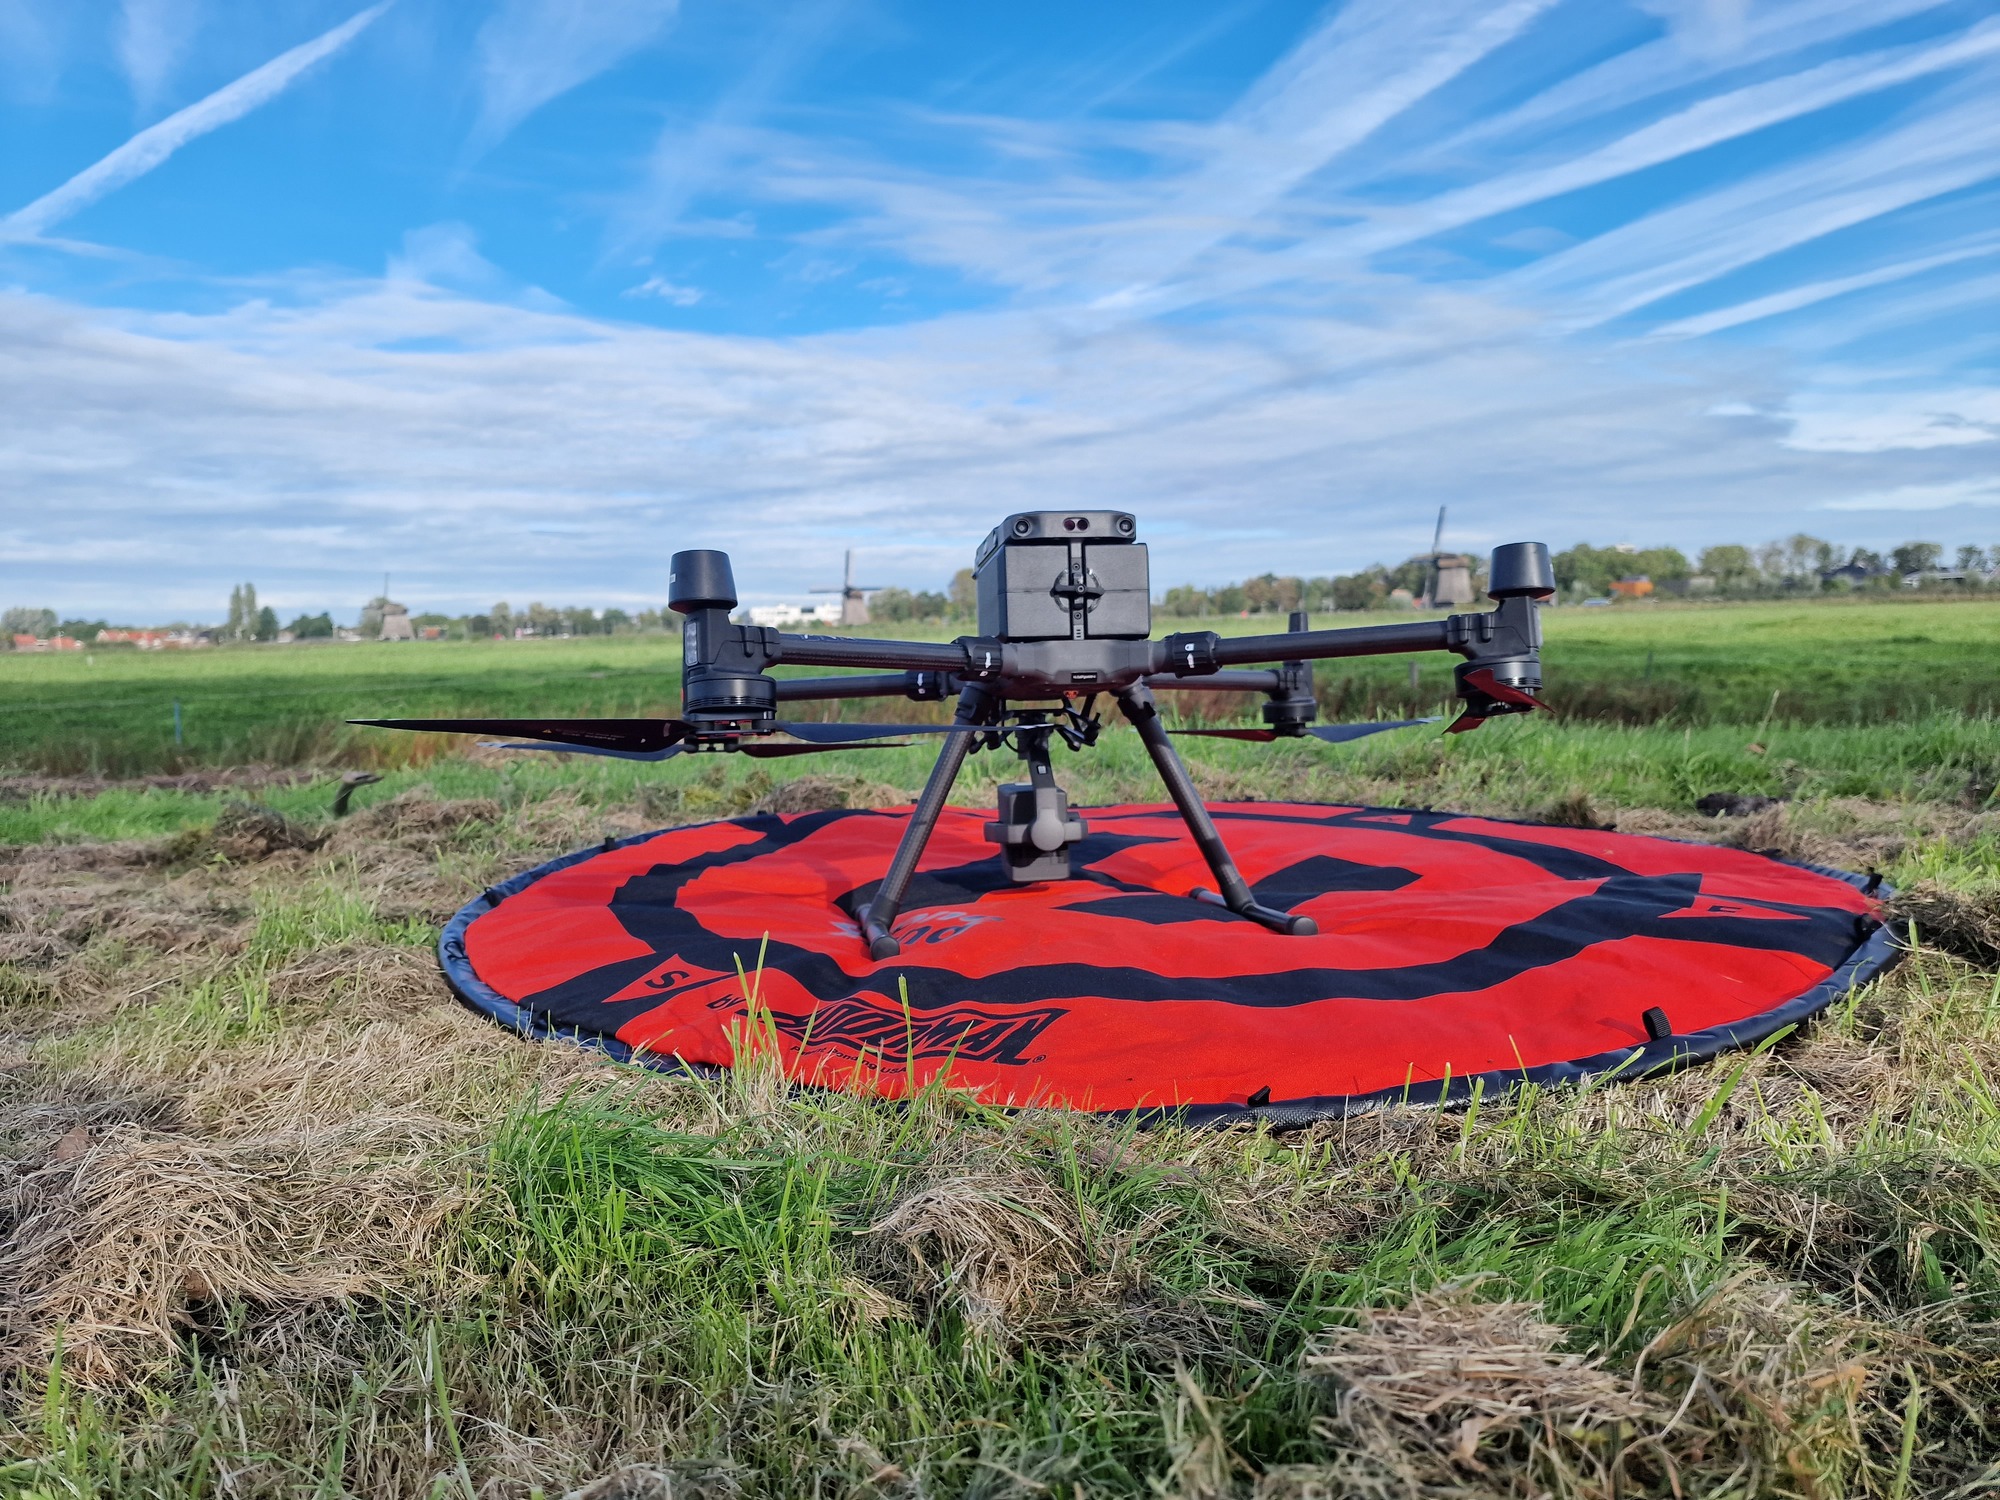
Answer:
773;670;956;703
1143;670;1285;693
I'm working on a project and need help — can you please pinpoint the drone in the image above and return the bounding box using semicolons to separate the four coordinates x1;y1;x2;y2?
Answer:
356;512;1554;959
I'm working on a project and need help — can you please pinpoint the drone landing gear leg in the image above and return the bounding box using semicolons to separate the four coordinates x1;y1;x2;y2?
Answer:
1116;683;1318;937
859;686;991;961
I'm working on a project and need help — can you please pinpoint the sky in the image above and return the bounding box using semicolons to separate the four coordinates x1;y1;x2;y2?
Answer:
1;0;1996;623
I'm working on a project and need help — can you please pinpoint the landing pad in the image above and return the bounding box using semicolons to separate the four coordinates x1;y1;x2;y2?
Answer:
440;802;1896;1124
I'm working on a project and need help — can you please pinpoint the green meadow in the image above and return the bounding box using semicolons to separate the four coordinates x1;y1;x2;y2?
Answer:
4;595;1997;774
5;596;2000;1496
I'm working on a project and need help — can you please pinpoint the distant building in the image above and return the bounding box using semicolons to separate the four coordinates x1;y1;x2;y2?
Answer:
378;602;415;641
1610;575;1654;599
1821;562;1878;588
744;601;843;628
1429;554;1476;607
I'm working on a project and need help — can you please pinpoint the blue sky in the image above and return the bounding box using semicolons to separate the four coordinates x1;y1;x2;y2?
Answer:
1;0;1996;622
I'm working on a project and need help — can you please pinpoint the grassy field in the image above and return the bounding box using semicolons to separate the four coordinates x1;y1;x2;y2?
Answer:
4;595;1998;775
5;616;2000;1496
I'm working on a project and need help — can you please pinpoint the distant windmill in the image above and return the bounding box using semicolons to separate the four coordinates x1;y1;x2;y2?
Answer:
1421;506;1476;608
812;550;883;627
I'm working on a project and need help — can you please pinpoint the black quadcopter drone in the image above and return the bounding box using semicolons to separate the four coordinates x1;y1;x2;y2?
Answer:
356;512;1554;958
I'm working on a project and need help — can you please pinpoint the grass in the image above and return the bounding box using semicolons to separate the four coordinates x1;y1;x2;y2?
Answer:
4;595;1998;774
5;644;2000;1493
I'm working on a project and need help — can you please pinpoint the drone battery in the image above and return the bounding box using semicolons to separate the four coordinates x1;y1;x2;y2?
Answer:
975;511;1150;641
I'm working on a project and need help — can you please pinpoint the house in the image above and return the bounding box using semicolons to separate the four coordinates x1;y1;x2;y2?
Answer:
1610;575;1654;599
744;601;844;628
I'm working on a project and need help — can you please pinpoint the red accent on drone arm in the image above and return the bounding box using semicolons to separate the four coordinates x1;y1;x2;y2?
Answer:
1201;618;1452;668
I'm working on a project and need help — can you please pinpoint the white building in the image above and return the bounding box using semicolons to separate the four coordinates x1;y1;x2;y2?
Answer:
744;601;843;628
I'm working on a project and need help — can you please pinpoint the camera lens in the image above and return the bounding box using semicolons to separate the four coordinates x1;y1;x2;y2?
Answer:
1117;515;1134;535
1013;518;1033;536
1075;517;1089;530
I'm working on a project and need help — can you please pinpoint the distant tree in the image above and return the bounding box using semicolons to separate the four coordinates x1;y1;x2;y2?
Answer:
56;619;107;642
3;606;57;638
465;613;493;638
1892;542;1943;576
1697;544;1754;586
1331;571;1384;611
601;608;632;632
491;601;513;637
1956;545;1986;575
1849;548;1885;573
949;568;976;619
254;606;278;642
1211;583;1247;615
636;608;662;630
525;602;561;636
225;585;243;640
1781;534;1835;580
1159;585;1209;617
287;612;335;639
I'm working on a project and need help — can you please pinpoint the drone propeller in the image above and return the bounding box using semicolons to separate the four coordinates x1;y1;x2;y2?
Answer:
350;717;686;755
482;739;905;761
1445;667;1550;734
1172;718;1437;744
770;721;985;744
348;715;954;759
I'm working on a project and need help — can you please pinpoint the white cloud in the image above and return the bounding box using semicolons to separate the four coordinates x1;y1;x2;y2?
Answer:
118;0;205;112
2;3;388;241
1781;390;2000;453
4;261;1995;617
623;275;703;305
470;0;679;154
1823;478;2000;511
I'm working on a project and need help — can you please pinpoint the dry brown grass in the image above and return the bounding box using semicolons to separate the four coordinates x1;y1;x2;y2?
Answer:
864;1164;1087;1338
1305;1285;1651;1471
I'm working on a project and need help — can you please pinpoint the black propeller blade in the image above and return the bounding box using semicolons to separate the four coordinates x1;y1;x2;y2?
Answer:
350;717;687;755
1172;718;1437;743
772;721;985;744
350;716;922;761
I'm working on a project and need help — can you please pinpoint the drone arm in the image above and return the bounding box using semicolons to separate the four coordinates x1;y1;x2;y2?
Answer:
1191;618;1452;669
1143;670;1284;693
772;633;975;673
773;671;956;703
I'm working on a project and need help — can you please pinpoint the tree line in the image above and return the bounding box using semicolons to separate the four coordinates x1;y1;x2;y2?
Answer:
6;533;1993;648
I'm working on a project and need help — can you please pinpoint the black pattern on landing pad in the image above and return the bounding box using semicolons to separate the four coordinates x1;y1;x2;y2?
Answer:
437;802;1901;1126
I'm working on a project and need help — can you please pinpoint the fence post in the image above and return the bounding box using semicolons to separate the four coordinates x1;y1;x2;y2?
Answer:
173;700;183;745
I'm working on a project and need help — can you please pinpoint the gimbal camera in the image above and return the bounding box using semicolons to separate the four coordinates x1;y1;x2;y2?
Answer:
359;512;1554;958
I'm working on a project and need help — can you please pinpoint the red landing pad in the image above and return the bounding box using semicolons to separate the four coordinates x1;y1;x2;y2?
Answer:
439;802;1895;1124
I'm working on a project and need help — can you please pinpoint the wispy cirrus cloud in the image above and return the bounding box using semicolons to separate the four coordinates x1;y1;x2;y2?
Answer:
2;2;388;241
117;0;205;113
470;0;680;155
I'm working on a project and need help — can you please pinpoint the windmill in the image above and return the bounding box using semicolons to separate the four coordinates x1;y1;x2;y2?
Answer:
1421;506;1476;609
812;550;883;626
